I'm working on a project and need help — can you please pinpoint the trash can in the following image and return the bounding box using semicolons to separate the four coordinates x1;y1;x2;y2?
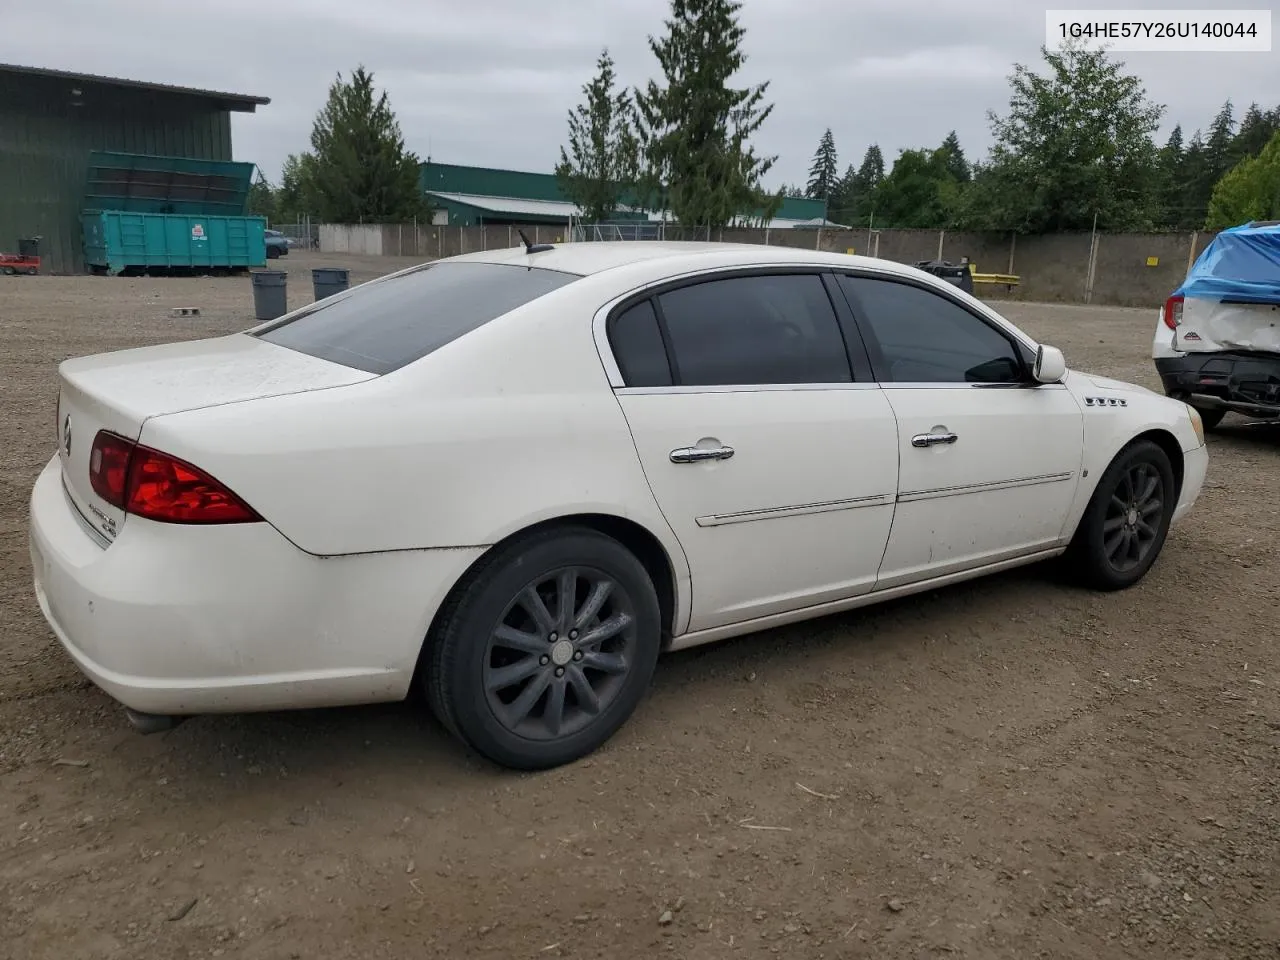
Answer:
914;259;974;295
251;270;288;321
311;267;350;302
18;236;40;258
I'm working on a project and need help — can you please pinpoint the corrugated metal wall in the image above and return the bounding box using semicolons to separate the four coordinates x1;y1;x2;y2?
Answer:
0;72;234;274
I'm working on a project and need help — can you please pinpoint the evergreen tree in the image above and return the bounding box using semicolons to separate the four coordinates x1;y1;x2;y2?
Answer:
939;131;970;182
1233;103;1278;162
246;171;278;223
633;0;781;227
851;145;885;222
1176;131;1209;229
1204;100;1236;175
555;49;639;223
828;163;859;225
301;66;426;223
1157;124;1185;228
276;154;312;223
806;128;839;201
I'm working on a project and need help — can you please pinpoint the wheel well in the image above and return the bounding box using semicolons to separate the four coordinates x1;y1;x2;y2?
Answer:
428;514;680;648
1134;428;1185;500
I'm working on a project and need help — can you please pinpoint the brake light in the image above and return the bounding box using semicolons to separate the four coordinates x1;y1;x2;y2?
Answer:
1162;294;1183;330
88;430;261;524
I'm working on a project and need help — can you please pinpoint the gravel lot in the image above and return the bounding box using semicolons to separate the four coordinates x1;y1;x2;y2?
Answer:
2;251;1278;960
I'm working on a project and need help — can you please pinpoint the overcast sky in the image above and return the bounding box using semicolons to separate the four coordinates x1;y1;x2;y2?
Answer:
4;0;1277;188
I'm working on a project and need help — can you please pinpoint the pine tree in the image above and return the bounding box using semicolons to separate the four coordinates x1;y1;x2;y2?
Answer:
302;66;426;223
939;131;970;182
1176;131;1209;229
806;129;839;201
1157;124;1185;228
828;163;858;225
856;145;885;188
555;49;639;223
852;145;885;222
1205;100;1236;174
1233;103;1278;162
633;0;781;227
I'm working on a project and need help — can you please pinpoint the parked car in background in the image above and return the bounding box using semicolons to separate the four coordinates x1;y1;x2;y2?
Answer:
264;229;290;259
1153;221;1280;428
31;243;1207;770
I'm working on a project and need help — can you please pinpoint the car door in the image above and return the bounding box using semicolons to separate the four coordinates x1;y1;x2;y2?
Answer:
834;273;1085;590
603;270;900;633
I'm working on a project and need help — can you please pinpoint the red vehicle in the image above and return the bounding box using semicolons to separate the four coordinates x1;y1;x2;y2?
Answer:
1;236;41;275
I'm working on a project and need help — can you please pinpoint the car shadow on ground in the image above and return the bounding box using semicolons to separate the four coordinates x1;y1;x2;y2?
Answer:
79;561;1068;801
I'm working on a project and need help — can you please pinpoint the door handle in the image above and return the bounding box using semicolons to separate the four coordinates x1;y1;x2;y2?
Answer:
670;445;735;463
911;432;958;448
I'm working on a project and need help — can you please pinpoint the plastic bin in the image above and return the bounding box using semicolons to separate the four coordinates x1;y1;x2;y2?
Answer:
915;259;974;294
251;270;288;321
312;267;350;302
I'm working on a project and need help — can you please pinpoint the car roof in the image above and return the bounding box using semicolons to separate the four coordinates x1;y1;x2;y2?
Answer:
449;240;921;280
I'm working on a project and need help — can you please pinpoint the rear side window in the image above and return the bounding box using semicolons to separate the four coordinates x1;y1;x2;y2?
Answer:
609;300;672;387
254;262;579;374
655;273;852;386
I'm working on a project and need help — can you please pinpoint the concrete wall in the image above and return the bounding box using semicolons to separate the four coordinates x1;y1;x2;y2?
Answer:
316;222;1218;308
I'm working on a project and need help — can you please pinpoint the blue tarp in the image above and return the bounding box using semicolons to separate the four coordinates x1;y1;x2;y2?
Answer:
1175;221;1280;304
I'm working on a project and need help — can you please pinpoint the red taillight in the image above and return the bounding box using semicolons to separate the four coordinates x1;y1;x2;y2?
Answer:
88;430;261;524
1162;294;1183;330
89;431;133;509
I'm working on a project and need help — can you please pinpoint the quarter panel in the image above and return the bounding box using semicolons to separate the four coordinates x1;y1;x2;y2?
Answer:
136;293;692;616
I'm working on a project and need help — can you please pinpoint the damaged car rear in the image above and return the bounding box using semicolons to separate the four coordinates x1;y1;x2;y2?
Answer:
1153;221;1280;428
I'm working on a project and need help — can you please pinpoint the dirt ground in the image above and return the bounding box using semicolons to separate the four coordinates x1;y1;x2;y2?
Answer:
2;251;1278;960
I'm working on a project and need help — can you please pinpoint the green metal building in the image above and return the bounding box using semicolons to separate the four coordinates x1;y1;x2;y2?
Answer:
0;63;269;274
420;160;836;229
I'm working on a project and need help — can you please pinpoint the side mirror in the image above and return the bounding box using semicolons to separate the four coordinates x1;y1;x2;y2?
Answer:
1033;344;1066;384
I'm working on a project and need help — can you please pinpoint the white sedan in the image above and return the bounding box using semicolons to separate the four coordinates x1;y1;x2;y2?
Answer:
30;242;1208;769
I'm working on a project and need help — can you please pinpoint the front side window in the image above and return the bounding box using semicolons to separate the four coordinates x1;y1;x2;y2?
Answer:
653;273;852;386
837;275;1024;384
254;261;580;374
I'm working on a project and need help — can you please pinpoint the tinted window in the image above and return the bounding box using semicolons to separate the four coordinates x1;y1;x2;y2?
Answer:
838;275;1023;383
656;274;852;386
609;299;672;387
254;262;579;374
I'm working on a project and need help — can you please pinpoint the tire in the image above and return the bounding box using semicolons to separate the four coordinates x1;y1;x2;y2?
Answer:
266;246;280;259
425;526;662;770
1065;439;1177;591
1192;405;1226;430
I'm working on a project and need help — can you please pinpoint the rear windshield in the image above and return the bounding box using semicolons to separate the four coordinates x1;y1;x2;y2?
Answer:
253;261;580;374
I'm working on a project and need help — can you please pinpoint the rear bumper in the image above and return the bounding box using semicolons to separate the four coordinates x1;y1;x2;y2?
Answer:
28;455;482;716
1154;353;1280;416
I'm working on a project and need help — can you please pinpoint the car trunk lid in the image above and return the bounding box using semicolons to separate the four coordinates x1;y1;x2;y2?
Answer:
1176;298;1280;354
56;333;376;542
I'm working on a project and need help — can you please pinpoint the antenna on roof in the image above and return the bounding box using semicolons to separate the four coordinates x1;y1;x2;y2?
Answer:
517;228;555;255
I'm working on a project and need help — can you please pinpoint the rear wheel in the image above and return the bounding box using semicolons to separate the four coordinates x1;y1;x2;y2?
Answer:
266;246;280;259
1065;439;1176;590
425;527;662;770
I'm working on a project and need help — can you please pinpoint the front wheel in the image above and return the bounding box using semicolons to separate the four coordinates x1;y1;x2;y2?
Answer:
424;527;662;770
1065;439;1176;591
